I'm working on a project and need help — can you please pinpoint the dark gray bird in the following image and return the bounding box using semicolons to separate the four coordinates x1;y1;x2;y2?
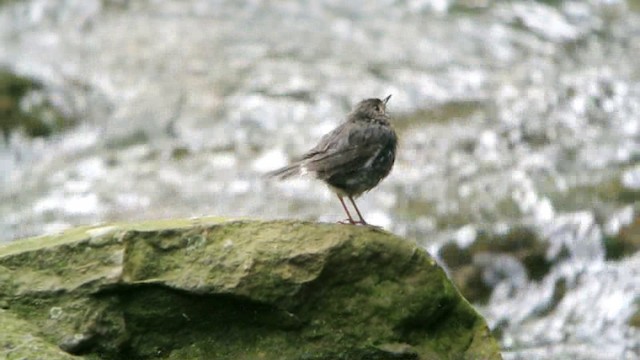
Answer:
267;95;397;225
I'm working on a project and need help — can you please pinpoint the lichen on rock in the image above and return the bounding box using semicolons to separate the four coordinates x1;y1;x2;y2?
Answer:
0;218;502;359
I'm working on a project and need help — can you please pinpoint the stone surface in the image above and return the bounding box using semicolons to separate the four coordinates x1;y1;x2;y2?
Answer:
0;218;502;359
438;227;553;304
604;216;640;260
0;69;73;141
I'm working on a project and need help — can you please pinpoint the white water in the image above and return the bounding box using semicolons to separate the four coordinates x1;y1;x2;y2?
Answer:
1;0;639;358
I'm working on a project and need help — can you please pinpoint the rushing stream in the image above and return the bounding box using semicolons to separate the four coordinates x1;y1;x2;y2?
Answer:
1;0;640;358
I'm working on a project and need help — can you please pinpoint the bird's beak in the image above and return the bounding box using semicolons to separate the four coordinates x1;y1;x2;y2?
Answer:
383;94;392;105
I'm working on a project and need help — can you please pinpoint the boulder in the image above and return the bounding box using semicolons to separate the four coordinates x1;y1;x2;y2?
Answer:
0;218;502;359
0;69;74;141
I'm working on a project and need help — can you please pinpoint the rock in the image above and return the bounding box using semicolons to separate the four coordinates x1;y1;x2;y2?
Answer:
0;218;502;360
438;226;553;304
630;306;640;329
0;309;78;360
0;69;74;141
604;216;640;260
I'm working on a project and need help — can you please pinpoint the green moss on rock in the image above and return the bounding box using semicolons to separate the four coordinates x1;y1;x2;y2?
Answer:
438;226;553;304
629;306;640;329
0;69;74;141
0;309;78;360
604;217;640;260
0;218;502;359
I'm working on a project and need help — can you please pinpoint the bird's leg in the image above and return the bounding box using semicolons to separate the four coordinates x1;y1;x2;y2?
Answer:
348;195;367;225
336;195;356;225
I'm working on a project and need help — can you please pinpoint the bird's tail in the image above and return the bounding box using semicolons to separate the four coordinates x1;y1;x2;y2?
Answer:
265;161;305;180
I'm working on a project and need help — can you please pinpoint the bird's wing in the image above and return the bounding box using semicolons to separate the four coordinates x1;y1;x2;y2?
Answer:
305;144;384;179
303;123;394;179
299;122;350;160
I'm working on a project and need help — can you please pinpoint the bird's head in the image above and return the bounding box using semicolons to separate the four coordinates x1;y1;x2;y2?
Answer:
352;95;392;119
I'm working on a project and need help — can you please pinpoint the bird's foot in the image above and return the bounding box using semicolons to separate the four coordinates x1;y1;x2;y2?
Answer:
337;219;369;226
338;219;356;225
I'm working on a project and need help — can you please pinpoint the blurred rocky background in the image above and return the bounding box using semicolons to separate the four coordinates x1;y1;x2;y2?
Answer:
1;0;639;359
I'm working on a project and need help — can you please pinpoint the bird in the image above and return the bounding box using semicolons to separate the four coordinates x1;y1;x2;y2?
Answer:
267;95;397;225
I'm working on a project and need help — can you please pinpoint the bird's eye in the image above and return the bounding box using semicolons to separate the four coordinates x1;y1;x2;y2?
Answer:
375;105;382;112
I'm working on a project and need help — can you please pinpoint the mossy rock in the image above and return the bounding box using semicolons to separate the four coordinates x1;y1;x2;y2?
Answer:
604;216;640;260
0;69;74;141
0;218;501;359
629;306;640;329
439;226;553;304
